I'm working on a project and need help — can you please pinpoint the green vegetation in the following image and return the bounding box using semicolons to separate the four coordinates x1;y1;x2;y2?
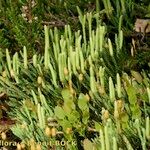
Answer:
0;0;150;150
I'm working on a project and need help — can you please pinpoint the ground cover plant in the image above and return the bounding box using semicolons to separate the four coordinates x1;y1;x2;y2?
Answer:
0;0;150;150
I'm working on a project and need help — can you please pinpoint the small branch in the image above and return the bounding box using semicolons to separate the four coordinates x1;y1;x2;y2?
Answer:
42;21;66;27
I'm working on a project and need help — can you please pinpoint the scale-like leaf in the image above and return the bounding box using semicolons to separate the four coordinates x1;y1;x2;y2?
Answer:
78;93;88;111
83;139;95;150
54;106;66;119
127;86;137;105
61;88;73;102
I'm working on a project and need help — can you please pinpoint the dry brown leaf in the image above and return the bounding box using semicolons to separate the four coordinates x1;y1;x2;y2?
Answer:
134;19;150;33
0;118;15;133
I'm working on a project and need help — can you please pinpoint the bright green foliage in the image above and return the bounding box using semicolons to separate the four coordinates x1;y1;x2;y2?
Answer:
0;1;150;150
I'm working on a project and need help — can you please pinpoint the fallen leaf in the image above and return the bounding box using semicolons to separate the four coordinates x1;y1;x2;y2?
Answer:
134;19;150;33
